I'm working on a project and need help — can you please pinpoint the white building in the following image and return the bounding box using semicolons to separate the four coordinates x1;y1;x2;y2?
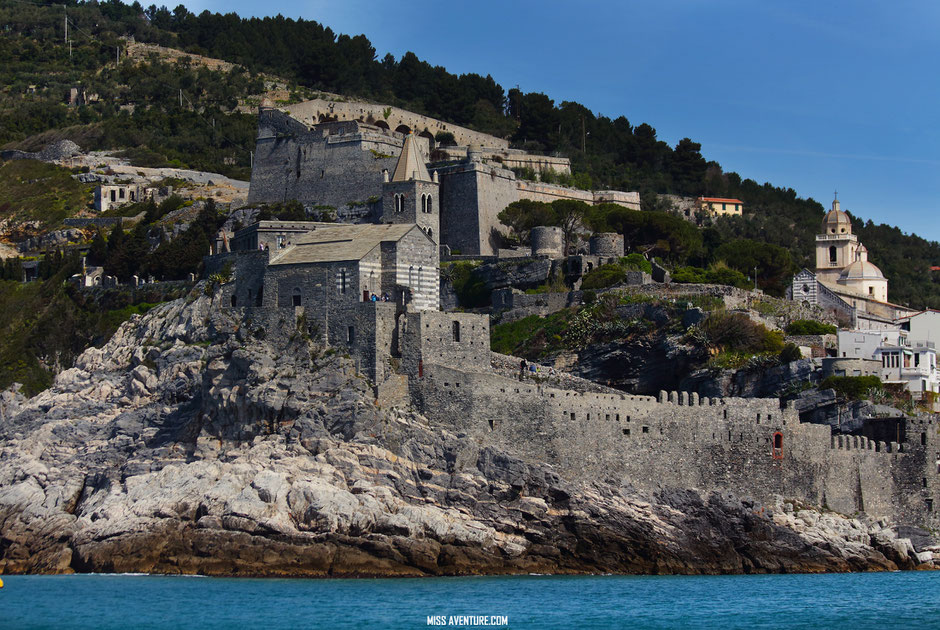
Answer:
898;310;940;346
837;328;939;401
875;342;939;398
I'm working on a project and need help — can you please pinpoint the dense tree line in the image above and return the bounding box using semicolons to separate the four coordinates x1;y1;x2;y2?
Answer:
2;0;939;306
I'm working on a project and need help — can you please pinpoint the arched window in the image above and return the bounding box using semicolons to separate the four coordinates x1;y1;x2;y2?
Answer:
395;194;404;213
772;432;783;459
420;194;427;213
292;287;302;307
426;195;432;213
829;246;837;263
427;227;433;240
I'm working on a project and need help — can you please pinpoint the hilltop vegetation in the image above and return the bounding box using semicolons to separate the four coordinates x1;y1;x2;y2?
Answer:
1;0;939;306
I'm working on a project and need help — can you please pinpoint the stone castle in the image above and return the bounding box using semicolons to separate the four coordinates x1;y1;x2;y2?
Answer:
205;99;940;535
246;101;639;256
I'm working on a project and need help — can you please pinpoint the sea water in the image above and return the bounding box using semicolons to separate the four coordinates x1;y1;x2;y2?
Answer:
1;572;939;629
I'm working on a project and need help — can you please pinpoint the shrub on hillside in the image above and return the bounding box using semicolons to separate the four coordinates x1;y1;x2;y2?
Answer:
785;319;837;335
700;311;783;353
819;375;883;401
580;264;626;290
779;342;802;363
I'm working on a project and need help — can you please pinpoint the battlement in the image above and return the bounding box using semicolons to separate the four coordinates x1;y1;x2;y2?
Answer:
404;360;940;526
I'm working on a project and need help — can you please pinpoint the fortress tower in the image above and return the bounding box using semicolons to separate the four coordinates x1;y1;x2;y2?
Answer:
380;134;439;243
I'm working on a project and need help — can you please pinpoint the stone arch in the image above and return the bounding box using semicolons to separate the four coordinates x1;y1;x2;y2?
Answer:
418;129;435;150
395;124;411;135
374;120;390;130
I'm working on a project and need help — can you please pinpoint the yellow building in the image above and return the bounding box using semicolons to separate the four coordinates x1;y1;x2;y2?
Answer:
697;197;743;217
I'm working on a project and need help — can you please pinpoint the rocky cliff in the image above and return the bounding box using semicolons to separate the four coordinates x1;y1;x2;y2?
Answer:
0;288;933;576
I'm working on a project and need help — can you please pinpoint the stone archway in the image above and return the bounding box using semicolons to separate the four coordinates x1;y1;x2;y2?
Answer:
374;120;390;130
418;129;435;151
395;124;411;135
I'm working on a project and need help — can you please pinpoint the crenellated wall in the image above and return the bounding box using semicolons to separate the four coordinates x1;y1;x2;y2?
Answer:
409;363;940;529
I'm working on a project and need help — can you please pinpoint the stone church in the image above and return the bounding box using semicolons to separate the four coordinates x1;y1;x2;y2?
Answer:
790;197;913;328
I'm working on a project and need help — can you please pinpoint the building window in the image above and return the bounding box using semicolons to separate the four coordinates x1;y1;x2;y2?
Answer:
772;432;783;459
452;320;460;342
340;269;347;294
829;246;837;263
119;188;125;199
292;288;301;307
347;326;355;343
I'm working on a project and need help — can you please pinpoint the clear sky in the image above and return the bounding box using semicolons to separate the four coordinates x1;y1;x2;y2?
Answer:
181;0;940;242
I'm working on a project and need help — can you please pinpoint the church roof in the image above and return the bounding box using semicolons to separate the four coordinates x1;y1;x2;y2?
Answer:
391;134;431;182
822;197;852;234
268;223;425;265
839;259;886;281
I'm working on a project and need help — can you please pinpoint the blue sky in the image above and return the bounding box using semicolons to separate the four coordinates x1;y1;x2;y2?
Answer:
182;0;940;242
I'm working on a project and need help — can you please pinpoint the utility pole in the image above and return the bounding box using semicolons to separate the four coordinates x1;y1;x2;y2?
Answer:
753;266;759;291
64;6;67;44
179;89;183;108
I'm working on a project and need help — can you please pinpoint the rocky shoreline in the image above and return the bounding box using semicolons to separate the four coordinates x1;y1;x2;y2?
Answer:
0;289;936;576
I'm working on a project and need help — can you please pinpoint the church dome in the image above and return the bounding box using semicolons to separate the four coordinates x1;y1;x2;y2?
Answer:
822;198;852;235
839;259;885;281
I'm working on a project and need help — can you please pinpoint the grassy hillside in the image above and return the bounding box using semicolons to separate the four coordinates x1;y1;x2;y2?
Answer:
0;159;91;231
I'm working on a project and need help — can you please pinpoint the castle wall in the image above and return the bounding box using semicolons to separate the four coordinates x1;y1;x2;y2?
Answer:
399;312;491;375
248;113;404;207
434;146;571;174
410;364;940;528
437;162;506;255
282;99;508;150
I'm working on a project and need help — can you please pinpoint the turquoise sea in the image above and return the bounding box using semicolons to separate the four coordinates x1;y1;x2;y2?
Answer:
1;572;939;629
